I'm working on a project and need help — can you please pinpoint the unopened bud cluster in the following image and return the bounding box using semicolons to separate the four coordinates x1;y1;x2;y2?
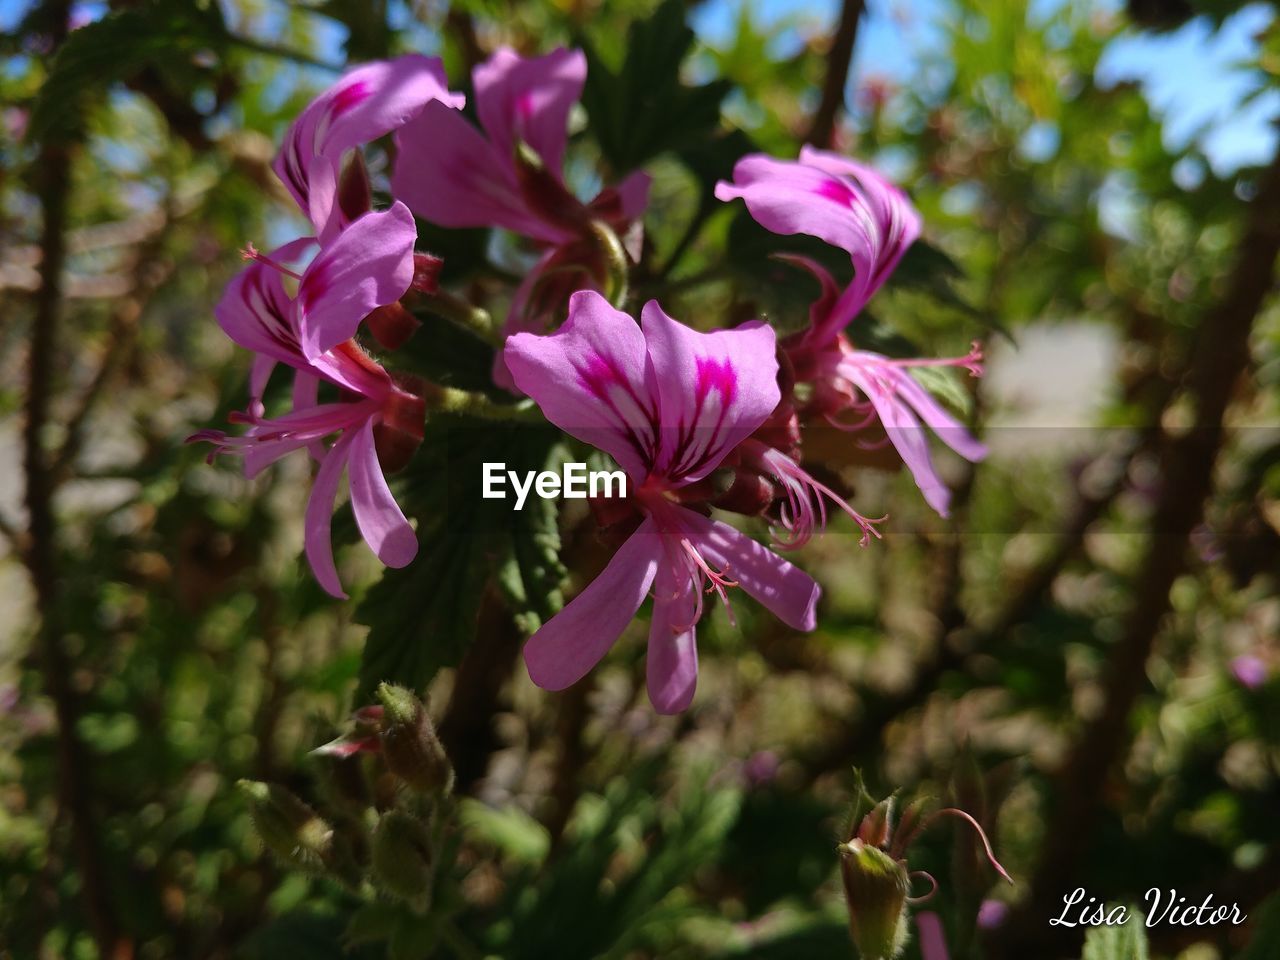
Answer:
239;683;453;916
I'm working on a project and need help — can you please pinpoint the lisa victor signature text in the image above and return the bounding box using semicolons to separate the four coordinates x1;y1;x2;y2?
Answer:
1051;888;1247;928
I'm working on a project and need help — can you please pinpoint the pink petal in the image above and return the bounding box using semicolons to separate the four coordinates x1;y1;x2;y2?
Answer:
474;46;585;178
249;353;277;405
614;170;652;221
524;519;662;690
639;300;780;483
491;247;559;393
347;419;418;568
646;565;699;714
839;355;987;517
504;290;659;482
274;55;464;239
214;254;305;367
716;150;922;342
916;913;952;960
296;202;416;360
243;401;369;479
684;512;820;631
291;372;327;463
304;427;358;599
839;361;953;517
392;100;561;241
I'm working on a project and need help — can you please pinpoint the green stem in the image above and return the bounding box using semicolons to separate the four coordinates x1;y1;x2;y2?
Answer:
427;291;500;345
587;219;629;307
434;388;544;423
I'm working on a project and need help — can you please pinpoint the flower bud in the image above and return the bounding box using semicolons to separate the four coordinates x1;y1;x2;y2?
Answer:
710;469;777;516
371;809;434;907
410;253;444;295
839;839;911;960
337;151;372;221
238;779;334;874
365;301;421;351
373;382;426;474
376;683;454;797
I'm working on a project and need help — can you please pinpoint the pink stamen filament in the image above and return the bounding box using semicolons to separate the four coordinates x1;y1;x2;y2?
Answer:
241;242;303;281
906;870;939;905
672;536;738;631
747;442;885;549
880;341;984;378
915;808;1014;885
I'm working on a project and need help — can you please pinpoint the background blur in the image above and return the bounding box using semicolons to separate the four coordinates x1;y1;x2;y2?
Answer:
2;1;1279;958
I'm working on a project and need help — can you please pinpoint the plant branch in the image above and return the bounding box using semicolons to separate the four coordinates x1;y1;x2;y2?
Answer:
805;0;865;147
21;3;123;955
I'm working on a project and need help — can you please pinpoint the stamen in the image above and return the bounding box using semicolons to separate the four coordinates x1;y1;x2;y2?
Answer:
883;340;984;378
240;242;303;280
747;442;885;549
669;537;739;631
906;870;939;905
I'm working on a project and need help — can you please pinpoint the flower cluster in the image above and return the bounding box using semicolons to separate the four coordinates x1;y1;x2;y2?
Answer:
192;48;986;712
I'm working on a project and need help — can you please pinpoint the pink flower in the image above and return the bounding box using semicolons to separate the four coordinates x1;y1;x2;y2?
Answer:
189;205;421;599
392;47;649;389
715;146;921;347
716;149;987;517
503;291;820;713
274;54;464;244
393;46;647;243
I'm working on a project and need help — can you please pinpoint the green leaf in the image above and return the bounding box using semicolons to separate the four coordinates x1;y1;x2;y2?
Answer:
458;798;551;865
28;0;228;144
1080;908;1149;960
353;417;565;701
1238;893;1280;960
908;366;974;419
394;306;501;396
578;0;732;172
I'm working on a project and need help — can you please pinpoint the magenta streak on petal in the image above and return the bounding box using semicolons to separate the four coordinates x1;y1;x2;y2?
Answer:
666;355;737;481
243;267;300;356
297;261;332;319
329;80;371;120
574;352;659;472
815;176;857;206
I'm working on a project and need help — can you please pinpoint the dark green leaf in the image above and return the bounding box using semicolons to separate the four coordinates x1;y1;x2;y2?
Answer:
353;416;565;701
578;0;732;172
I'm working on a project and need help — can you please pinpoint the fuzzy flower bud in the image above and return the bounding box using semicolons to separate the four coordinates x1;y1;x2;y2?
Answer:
375;683;455;796
372;809;435;908
839;839;911;960
238;779;334;874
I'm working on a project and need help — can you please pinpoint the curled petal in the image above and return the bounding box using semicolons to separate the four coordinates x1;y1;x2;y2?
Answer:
274;54;464;239
296;203;416;360
348;419;418;569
